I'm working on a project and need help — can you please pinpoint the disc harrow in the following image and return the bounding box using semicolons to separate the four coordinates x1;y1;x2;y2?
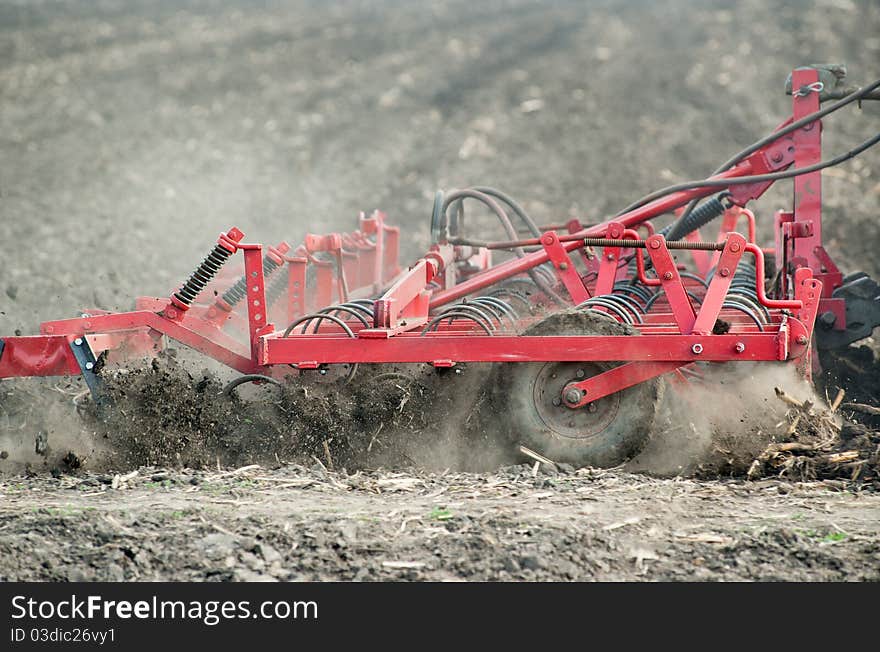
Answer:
2;65;879;467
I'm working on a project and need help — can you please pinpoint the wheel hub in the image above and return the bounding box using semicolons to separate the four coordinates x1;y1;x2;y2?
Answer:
532;361;620;439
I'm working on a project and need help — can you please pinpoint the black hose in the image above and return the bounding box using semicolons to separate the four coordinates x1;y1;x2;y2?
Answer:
443;189;565;304
222;252;281;308
618;75;880;217
470;186;542;237
616;131;880;211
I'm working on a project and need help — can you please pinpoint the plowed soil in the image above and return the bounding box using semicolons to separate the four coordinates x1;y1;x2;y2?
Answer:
1;0;879;581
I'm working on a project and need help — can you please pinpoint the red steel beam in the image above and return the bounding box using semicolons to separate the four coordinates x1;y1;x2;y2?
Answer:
261;331;797;366
39;311;257;374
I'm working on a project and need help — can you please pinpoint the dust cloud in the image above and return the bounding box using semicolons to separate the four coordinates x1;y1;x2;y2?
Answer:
627;362;820;477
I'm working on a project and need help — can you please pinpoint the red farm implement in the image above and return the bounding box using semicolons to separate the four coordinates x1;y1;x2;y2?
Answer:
2;65;879;467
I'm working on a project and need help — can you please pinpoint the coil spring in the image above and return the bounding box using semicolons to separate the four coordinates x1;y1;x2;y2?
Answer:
221;254;282;308
265;268;291;308
663;194;728;242
173;244;233;307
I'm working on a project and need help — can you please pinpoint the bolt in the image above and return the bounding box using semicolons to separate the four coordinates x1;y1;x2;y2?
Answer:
552;397;562;407
719;267;730;277
85;362;94;370
692;343;703;354
771;151;784;163
74;338;83;346
575;369;585;379
649;239;661;249
564;388;583;404
796;335;808;345
606;253;615;261
45;326;54;334
663;271;673;281
734;342;746;353
818;311;836;329
559;262;568;271
587;403;597;413
729;242;740;253
542;234;554;245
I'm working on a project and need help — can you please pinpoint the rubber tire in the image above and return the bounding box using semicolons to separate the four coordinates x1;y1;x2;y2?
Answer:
488;309;663;468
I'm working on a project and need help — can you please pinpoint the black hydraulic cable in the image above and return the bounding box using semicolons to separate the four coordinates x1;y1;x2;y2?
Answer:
616;131;880;213
470;186;542;237
620;76;880;218
443;189;565;304
712;77;880;177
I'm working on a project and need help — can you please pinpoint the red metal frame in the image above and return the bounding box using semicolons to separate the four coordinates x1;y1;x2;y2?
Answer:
0;69;850;415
